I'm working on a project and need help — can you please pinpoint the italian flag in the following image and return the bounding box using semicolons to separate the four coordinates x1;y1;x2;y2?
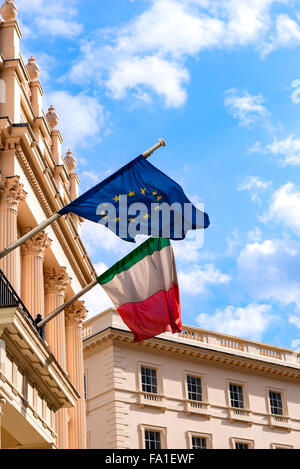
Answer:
97;237;182;342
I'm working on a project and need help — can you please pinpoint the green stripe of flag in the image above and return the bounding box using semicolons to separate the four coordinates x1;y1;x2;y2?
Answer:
97;237;170;286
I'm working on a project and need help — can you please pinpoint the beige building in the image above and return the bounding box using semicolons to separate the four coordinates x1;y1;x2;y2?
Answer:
83;308;300;449
0;0;96;449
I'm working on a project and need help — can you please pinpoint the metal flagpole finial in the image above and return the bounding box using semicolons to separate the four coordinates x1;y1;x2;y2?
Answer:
142;138;166;159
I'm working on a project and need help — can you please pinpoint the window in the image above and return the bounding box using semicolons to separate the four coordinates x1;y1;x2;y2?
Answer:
145;430;161;449
235;442;249;449
229;383;244;409
187;375;202;402
141;366;158;394
269;391;283;416
230;438;254;449
192;436;207;449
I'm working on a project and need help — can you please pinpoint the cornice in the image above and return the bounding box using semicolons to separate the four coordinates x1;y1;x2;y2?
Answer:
83;328;300;382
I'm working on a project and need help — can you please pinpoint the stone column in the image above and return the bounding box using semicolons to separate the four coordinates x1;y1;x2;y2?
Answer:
0;398;6;449
0;175;26;292
21;230;50;319
65;300;88;449
44;267;70;449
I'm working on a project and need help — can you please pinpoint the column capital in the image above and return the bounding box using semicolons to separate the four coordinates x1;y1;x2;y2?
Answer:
65;300;88;326
21;229;51;258
44;267;71;296
0;175;26;211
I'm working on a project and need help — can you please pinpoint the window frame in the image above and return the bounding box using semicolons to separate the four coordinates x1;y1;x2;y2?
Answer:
226;378;251;423
139;424;167;449
266;387;290;430
268;389;285;416
184;370;208;404
187;431;212;449
138;361;163;395
230;437;254;449
229;383;245;409
270;443;293;449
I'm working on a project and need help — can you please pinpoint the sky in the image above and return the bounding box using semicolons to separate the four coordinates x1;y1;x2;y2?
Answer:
15;0;300;350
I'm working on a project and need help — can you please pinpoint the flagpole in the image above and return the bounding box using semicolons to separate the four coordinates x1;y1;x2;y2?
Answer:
37;279;99;329
142;138;166;158
0;138;166;261
0;212;61;260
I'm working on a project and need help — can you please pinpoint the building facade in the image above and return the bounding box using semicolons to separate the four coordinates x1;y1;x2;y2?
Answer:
83;309;300;449
0;0;96;449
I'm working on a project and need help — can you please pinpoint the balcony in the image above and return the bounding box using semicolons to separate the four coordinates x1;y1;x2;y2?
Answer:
228;407;252;425
138;391;166;411
0;268;80;448
269;413;291;431
185;400;210;419
0;269;45;341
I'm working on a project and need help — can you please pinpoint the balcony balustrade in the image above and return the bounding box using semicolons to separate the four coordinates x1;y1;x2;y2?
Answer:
0;269;45;340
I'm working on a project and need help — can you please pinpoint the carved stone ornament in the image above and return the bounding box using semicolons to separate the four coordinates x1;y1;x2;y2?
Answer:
44;267;71;296
65;300;88;326
26;56;40;82
0;176;26;211
0;0;18;21
21;229;51;257
64;149;77;173
46;105;59;130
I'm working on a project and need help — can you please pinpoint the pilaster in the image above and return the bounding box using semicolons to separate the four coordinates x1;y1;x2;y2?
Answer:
44;266;70;449
21;229;51;318
65;300;88;449
0;175;26;291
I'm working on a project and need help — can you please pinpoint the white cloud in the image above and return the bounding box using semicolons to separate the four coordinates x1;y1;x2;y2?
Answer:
196;303;275;340
291;79;300;104
237;238;300;313
224;89;270;128
82;261;114;318
17;0;82;38
178;263;231;295
43;91;107;151
261;183;300;235
106;56;189;108
35;17;83;39
238;176;272;204
80;220;132;258
247;227;262;242
265;135;300;166
68;0;296;108
274;14;300;47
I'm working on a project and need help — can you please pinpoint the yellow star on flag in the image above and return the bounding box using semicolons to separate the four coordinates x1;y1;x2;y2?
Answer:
141;188;146;195
156;195;162;201
114;217;120;223
143;213;150;219
128;191;135;197
113;195;120;203
152;191;158;196
100;210;107;215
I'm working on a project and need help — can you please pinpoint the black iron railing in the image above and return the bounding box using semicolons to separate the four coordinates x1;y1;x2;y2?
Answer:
0;269;45;340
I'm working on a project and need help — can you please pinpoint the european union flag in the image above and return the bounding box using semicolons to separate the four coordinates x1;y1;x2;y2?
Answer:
59;155;210;242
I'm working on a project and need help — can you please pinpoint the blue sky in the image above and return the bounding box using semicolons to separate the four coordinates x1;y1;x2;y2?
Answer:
16;0;300;349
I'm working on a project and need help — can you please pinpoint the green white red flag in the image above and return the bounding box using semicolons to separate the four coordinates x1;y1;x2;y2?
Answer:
97;237;182;342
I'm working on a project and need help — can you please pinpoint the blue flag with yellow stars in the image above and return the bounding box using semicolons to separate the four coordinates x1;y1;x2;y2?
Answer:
58;155;210;242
